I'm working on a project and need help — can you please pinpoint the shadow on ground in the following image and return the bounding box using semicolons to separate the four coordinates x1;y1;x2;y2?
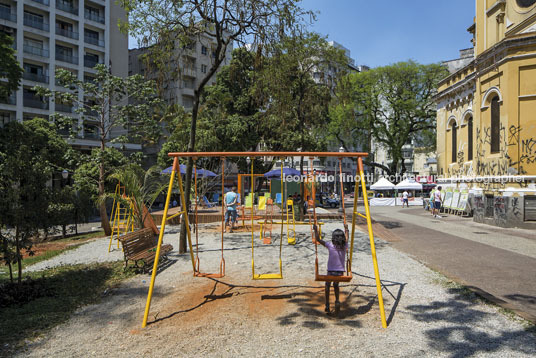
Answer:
148;274;405;331
406;287;536;357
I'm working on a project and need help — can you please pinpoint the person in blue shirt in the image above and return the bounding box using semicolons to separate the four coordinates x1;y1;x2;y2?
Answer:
224;186;238;233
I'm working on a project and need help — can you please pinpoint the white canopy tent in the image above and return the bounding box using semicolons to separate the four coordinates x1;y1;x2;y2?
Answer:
395;179;423;190
370;177;395;190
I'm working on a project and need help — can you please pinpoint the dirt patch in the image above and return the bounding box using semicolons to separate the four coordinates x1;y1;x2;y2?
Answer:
21;242;75;259
204;224;263;233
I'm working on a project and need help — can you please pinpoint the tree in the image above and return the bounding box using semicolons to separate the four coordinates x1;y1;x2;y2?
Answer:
122;0;312;253
0;118;69;284
257;33;347;218
34;65;163;235
329;61;447;176
0;33;23;101
107;165;167;230
159;48;273;174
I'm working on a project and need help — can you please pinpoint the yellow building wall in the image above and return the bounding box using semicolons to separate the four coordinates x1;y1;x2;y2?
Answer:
437;1;536;188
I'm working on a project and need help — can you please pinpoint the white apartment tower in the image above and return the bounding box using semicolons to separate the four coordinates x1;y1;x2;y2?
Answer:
128;34;233;111
0;0;128;152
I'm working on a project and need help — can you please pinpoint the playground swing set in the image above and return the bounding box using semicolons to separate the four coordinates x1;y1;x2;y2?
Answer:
141;152;387;329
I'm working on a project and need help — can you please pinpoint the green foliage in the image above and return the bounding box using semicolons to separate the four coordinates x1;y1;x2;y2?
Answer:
0;118;69;283
0;33;23;100
33;64;164;235
106;164;167;229
73;147;130;201
34;64;163;146
258;33;348;156
329;61;448;175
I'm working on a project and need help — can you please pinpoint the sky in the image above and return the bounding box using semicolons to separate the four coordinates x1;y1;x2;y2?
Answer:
128;0;475;68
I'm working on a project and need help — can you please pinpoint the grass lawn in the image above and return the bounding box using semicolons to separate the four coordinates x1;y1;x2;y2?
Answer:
0;231;105;278
0;262;135;354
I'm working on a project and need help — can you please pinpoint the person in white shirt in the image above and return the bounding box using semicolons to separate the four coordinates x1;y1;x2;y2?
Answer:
432;186;442;218
402;190;409;208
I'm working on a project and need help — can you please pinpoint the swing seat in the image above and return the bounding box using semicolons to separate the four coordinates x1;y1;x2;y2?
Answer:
253;273;283;280
194;257;225;278
314;258;353;282
252;259;283;279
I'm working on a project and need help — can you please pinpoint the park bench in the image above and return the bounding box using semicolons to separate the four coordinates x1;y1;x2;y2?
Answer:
118;228;173;272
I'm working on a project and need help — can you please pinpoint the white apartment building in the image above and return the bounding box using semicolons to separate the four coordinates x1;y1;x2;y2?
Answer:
129;33;233;111
0;0;129;153
129;33;232;165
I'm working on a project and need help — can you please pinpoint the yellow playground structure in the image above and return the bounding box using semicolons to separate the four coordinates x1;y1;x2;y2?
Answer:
141;152;387;330
108;183;135;252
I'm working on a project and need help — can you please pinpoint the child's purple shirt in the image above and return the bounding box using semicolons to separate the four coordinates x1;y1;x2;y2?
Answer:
325;242;347;271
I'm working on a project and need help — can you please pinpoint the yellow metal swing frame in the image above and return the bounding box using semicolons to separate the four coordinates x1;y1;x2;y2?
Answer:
141;152;387;329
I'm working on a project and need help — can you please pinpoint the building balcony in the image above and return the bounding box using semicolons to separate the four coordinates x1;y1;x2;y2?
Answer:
0;93;16;105
23;72;49;83
84;35;104;47
0;9;17;22
55;103;73;113
23;96;49;109
23;15;49;31
32;0;50;6
23;45;49;58
83;131;99;139
84;56;102;68
84;11;104;24
56;26;79;40
182;67;196;77
56;52;79;64
56;2;78;15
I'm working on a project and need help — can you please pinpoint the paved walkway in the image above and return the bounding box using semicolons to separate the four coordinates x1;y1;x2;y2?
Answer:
362;205;536;323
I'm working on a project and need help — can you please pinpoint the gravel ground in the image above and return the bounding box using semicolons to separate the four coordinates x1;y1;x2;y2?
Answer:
25;236;124;272
17;222;536;357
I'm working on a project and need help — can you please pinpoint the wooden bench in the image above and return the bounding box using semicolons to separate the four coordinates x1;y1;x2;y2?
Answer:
118;228;173;272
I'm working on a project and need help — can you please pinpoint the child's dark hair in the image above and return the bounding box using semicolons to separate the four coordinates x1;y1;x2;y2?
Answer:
331;229;346;249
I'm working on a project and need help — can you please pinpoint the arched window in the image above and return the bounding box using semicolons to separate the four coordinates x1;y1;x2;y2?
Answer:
451;122;457;163
467;116;473;160
491;97;500;153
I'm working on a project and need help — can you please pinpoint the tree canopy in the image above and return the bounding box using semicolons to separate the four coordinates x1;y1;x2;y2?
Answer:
329;61;447;175
34;65;162;235
0;33;23;100
0;118;69;283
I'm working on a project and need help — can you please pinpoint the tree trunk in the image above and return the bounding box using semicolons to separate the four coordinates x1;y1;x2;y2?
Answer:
15;226;21;285
8;261;13;283
99;144;111;236
179;95;200;254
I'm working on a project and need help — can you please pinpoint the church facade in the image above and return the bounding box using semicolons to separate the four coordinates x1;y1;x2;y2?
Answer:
436;0;536;228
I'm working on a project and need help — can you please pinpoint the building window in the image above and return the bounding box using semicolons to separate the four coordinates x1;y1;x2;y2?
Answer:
201;64;207;73
0;112;11;127
491;96;500;153
201;46;207;55
451;122;457;163
467;116;473;160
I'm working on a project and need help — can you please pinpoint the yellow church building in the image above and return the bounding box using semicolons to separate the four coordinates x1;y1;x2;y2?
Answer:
436;0;536;227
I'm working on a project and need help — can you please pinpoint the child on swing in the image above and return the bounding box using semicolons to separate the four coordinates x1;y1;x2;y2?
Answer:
314;225;348;316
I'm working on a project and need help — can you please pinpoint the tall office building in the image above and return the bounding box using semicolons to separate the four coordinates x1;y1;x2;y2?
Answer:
0;0;129;152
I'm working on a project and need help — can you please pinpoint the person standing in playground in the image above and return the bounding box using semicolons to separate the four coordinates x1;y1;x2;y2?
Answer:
224;186;238;232
402;190;409;208
314;226;347;316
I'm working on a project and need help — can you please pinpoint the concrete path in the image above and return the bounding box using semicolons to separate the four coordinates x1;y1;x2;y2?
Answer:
364;205;536;323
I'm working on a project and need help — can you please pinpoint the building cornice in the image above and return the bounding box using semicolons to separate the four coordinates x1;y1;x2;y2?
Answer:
435;71;476;103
